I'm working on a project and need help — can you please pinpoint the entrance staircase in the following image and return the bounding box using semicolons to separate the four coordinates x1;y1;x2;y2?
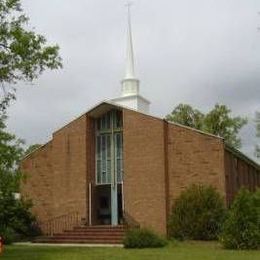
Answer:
34;225;127;244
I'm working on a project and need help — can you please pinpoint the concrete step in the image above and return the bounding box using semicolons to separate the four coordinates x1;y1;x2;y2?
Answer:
35;239;123;244
63;230;125;235
72;227;125;231
46;236;122;241
55;233;124;237
35;236;123;243
34;225;127;244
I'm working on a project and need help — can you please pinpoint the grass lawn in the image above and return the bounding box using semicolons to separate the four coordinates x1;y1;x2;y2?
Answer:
1;241;260;260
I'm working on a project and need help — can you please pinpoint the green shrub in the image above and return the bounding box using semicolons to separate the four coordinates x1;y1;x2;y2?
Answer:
0;226;16;245
220;188;260;250
123;228;167;248
0;193;37;243
168;184;226;240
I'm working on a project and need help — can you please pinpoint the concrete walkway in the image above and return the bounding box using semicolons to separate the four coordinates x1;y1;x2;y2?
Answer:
14;242;123;247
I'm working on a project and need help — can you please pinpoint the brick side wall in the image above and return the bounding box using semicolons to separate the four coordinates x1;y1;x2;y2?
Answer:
224;149;260;204
21;114;88;226
167;124;226;213
21;142;54;222
123;110;167;235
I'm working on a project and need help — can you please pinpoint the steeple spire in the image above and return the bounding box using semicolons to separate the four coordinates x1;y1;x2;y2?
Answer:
121;2;140;97
111;1;150;114
125;2;135;79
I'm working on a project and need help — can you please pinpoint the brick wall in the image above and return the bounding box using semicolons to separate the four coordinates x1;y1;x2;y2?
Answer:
123;110;167;235
51;114;87;219
21;104;241;237
21;114;89;226
167;123;226;213
21;142;54;222
224;148;260;204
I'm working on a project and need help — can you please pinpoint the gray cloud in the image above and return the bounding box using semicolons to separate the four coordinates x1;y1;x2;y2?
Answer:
5;0;260;161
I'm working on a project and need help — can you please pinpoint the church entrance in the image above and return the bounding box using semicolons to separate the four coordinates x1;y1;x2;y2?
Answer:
92;110;123;226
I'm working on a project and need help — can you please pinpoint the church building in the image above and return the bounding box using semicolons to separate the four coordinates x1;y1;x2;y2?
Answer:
21;7;260;243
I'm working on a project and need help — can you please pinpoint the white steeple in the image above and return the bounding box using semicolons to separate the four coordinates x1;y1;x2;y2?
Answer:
121;2;140;97
111;2;150;114
125;2;135;79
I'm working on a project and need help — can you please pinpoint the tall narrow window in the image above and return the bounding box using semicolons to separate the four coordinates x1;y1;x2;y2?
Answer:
95;110;123;185
115;133;123;183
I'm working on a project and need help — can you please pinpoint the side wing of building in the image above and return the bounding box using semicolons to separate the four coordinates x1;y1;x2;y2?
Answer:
224;146;260;204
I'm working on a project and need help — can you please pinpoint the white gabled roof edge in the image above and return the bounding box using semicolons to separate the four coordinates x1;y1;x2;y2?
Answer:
22;100;223;161
21;100;234;162
105;100;223;140
225;145;260;170
166;120;224;140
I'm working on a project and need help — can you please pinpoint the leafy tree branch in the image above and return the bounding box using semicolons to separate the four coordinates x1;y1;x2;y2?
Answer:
0;0;62;110
166;103;247;149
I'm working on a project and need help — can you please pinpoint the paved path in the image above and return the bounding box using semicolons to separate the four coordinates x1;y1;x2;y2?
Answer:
14;242;123;247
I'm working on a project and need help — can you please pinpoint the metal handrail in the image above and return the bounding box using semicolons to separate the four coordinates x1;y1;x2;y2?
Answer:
39;211;80;236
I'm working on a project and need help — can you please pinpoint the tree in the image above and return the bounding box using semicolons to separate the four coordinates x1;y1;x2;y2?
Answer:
255;111;260;159
0;1;60;242
204;104;247;149
166;103;247;149
0;0;62;111
165;104;204;129
0;115;36;244
24;144;41;157
0;114;23;195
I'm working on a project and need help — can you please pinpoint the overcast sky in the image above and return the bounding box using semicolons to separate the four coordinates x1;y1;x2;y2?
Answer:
5;0;260;161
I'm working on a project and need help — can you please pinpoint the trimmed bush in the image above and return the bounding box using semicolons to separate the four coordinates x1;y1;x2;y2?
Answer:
220;188;260;250
168;184;226;240
123;228;167;248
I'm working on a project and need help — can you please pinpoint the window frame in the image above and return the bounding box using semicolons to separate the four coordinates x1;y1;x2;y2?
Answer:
95;110;123;186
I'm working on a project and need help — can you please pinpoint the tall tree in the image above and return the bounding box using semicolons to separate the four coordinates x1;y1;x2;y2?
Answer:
0;0;62;111
165;104;204;130
255;111;260;159
165;103;247;149
0;1;61;242
203;104;247;149
0;115;36;243
0;114;23;195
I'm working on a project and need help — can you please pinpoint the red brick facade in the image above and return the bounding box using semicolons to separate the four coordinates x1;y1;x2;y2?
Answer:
21;142;54;222
20;102;260;236
21;115;88;225
123;110;167;234
167;123;226;212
